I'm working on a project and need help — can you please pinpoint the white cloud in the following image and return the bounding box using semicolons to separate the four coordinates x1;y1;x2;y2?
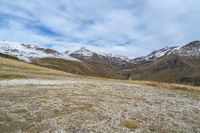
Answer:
0;0;199;58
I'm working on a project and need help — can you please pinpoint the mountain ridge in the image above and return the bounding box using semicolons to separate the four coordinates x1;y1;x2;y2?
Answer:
1;40;200;85
129;41;200;85
0;41;80;62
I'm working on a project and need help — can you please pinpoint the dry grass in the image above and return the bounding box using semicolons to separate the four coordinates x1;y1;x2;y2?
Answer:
84;77;200;94
130;80;200;93
0;74;26;79
134;96;147;101
0;57;74;77
121;120;140;129
0;78;199;132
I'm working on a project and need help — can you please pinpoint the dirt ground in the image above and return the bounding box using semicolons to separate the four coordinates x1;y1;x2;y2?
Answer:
0;77;199;133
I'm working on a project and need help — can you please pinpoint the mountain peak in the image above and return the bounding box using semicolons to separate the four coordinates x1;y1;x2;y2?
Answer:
72;47;94;57
131;45;179;63
183;41;200;48
131;41;200;64
0;41;80;62
64;50;70;55
179;41;200;56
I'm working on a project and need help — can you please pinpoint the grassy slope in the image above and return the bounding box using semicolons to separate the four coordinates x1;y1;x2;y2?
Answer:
130;55;200;85
32;58;94;75
0;55;199;93
129;80;200;93
0;56;72;79
32;58;124;79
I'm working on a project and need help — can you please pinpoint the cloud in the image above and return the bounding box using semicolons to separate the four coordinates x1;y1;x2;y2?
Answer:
0;0;200;58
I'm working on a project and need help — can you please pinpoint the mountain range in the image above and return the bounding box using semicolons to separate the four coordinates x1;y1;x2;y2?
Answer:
129;41;200;85
0;40;200;85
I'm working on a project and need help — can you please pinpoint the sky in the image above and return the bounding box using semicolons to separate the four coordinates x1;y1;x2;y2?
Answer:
0;0;200;58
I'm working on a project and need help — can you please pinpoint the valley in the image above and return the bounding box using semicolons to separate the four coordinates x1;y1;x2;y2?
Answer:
0;56;199;132
1;1;200;132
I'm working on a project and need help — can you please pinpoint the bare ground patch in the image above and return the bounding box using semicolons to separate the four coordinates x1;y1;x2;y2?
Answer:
0;78;199;133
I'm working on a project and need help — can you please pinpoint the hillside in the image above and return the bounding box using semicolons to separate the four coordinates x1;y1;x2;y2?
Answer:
1;40;200;85
129;41;200;85
0;56;72;79
71;49;128;79
0;41;128;79
0;42;200;133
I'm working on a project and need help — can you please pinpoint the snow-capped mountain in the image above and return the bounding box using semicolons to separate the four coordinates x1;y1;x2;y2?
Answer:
147;46;179;60
129;41;200;85
1;40;199;65
0;41;80;62
1;40;200;83
178;41;200;56
72;47;95;57
104;53;130;62
130;41;200;64
70;47;130;63
130;46;179;63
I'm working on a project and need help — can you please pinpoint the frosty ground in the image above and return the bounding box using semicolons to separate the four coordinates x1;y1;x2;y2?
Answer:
0;77;199;133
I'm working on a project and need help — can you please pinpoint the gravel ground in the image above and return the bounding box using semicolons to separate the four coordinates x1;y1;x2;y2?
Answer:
0;78;199;133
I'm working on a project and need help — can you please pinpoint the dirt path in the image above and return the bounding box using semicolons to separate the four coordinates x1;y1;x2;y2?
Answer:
0;78;199;133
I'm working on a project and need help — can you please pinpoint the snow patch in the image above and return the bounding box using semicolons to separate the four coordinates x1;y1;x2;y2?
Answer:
0;41;80;62
72;47;94;57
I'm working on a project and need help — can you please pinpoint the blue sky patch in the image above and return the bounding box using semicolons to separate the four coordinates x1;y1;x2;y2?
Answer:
0;0;199;57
